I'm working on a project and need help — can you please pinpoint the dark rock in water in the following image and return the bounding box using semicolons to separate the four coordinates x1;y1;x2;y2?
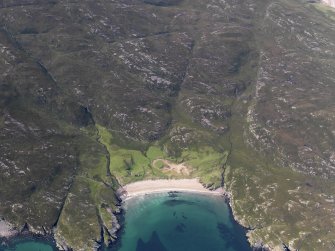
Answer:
136;231;168;251
168;191;180;198
163;199;195;207
175;223;186;233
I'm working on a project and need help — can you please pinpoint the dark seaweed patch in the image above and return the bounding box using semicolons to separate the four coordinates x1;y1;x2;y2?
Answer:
136;231;169;251
163;199;195;206
175;223;186;233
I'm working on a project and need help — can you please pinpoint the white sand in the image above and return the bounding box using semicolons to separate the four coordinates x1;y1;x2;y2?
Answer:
121;179;224;200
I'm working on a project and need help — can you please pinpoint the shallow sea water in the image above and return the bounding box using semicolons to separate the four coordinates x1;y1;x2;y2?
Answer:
111;192;251;251
1;238;55;251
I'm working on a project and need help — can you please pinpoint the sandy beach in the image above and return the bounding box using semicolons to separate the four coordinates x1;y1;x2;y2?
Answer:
120;179;224;200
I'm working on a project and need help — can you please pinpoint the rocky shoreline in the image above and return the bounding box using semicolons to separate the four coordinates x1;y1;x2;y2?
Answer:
224;194;272;251
0;222;58;250
0;211;122;251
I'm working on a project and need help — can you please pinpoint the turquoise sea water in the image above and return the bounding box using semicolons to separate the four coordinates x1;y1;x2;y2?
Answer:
111;192;251;251
1;238;56;251
1;192;251;251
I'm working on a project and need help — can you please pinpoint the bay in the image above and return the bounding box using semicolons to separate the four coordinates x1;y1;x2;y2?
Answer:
111;192;251;251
